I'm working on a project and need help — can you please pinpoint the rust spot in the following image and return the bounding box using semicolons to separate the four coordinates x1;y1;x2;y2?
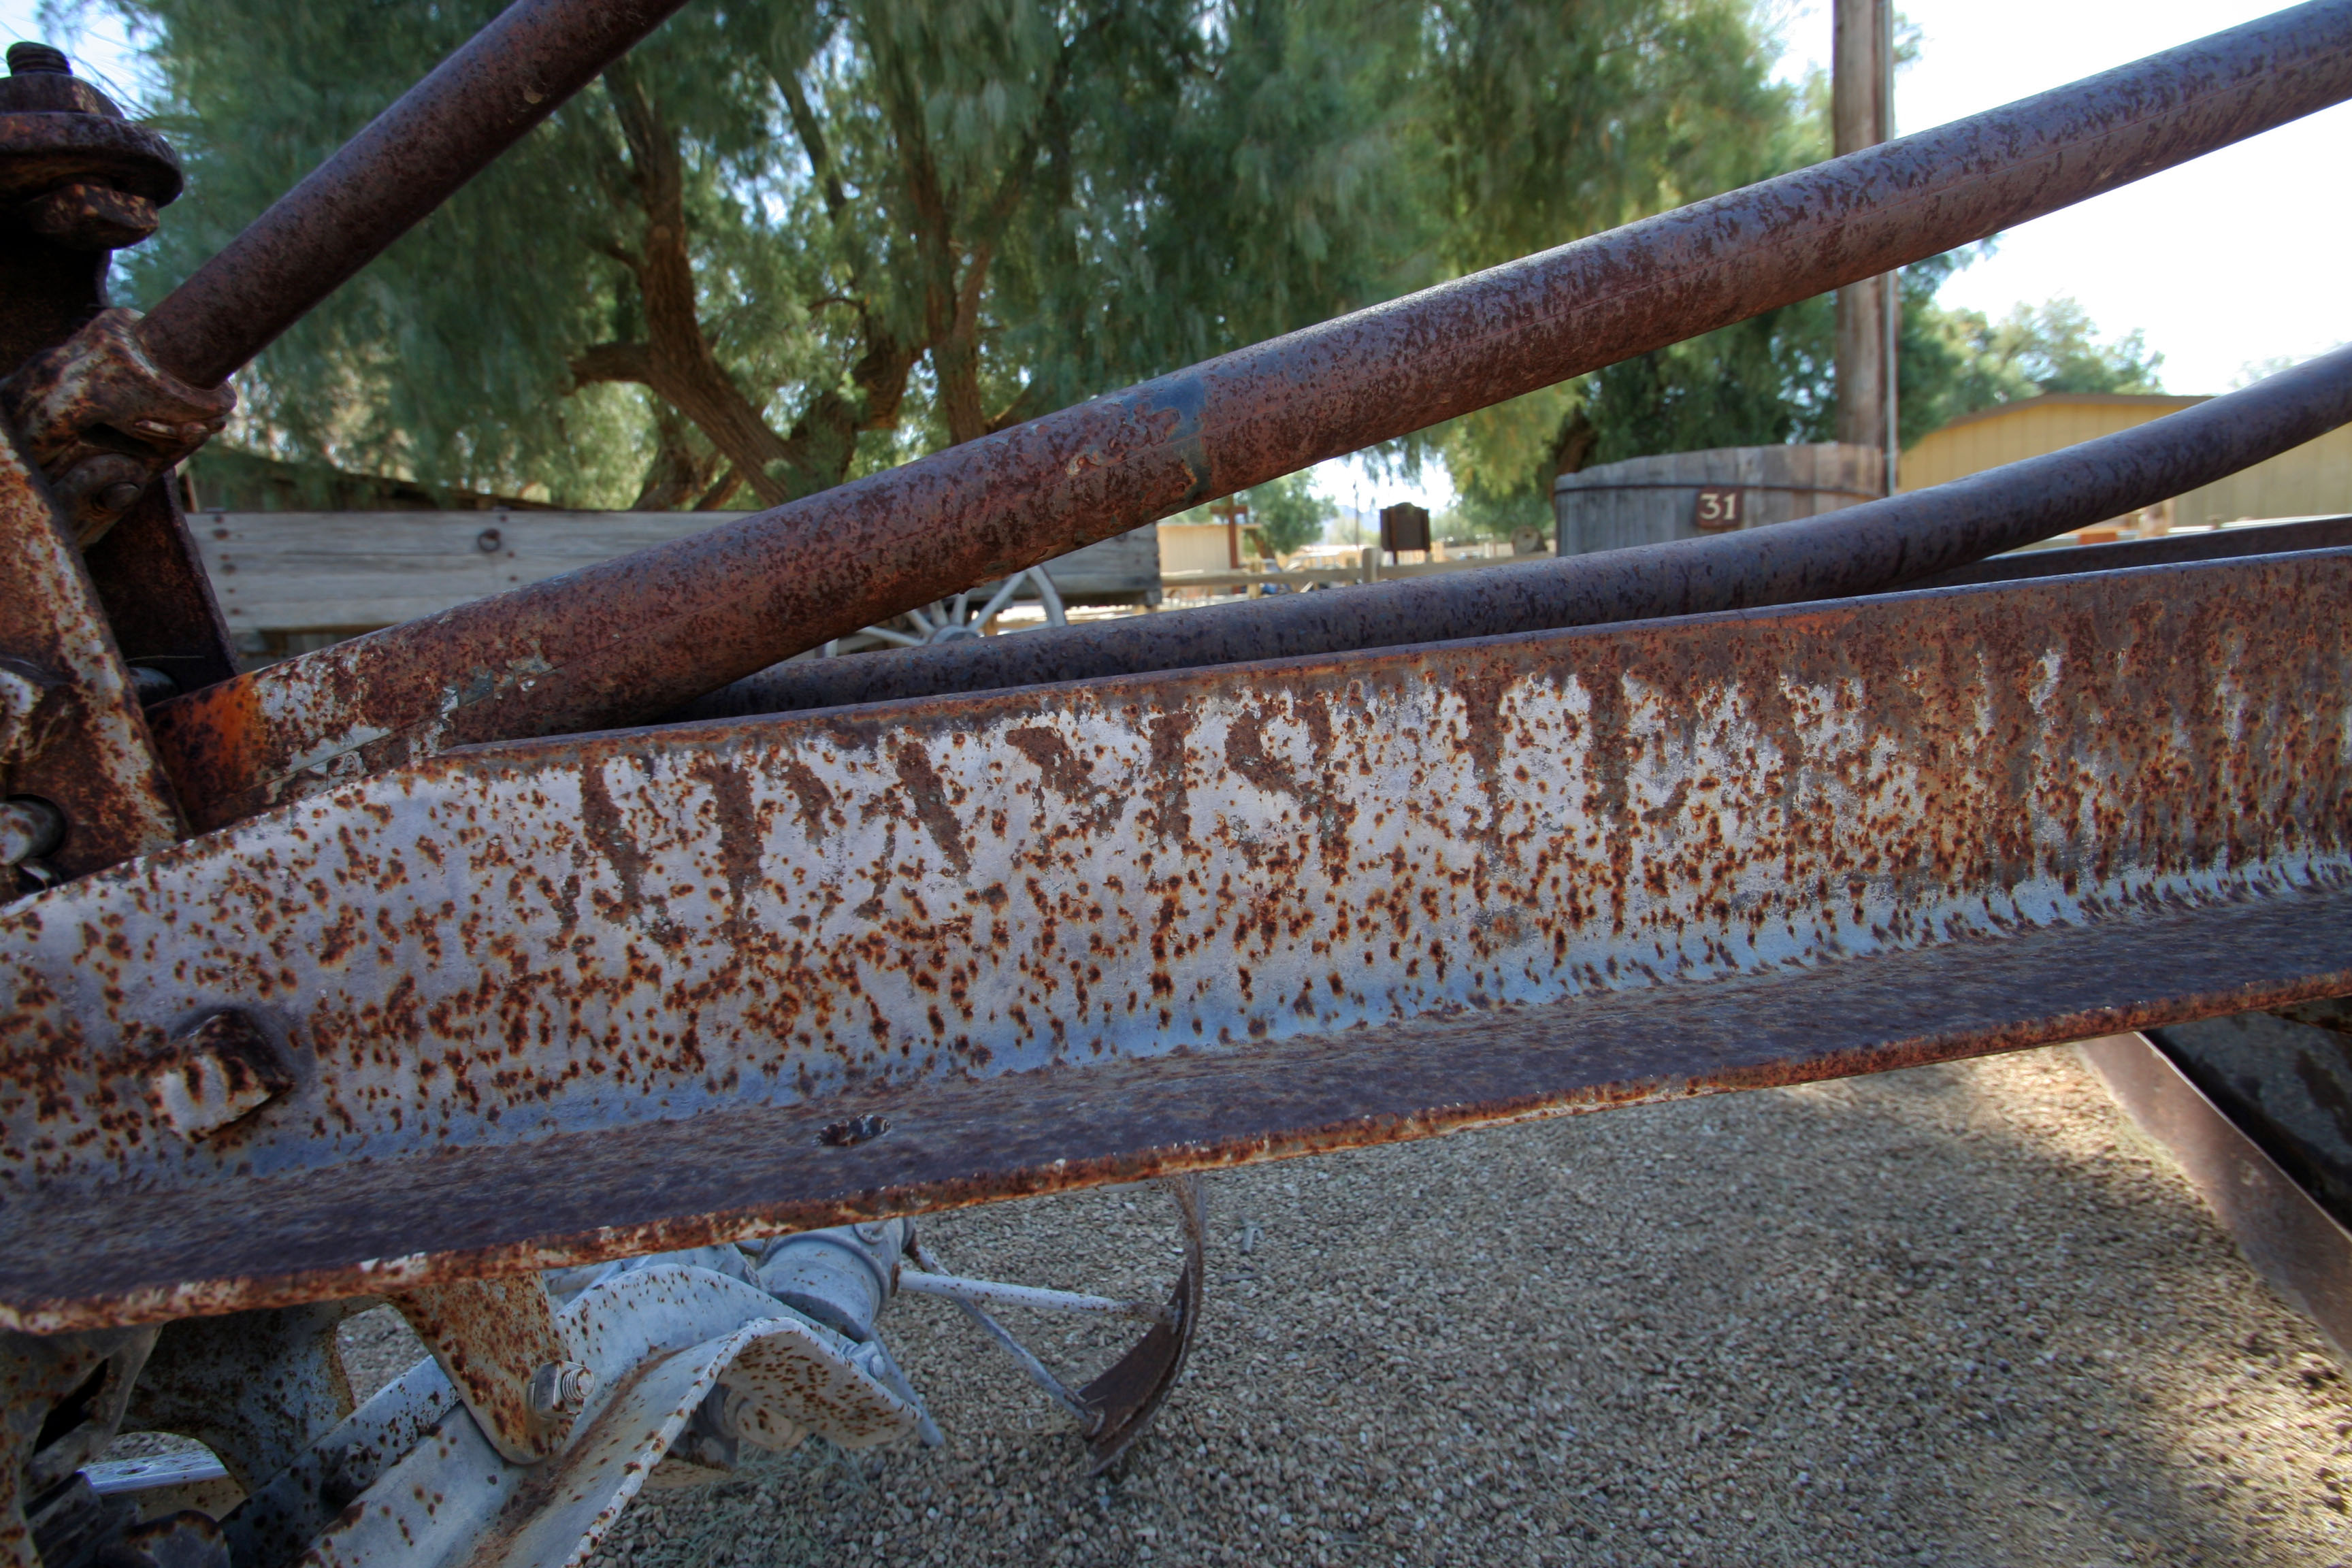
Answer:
779;760;834;842
890;743;969;877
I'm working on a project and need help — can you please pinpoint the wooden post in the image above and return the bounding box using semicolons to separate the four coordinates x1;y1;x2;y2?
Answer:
1835;0;1897;491
1209;497;1250;570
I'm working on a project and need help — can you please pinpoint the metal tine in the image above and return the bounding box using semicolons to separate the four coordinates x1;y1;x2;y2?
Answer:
906;1239;1092;1428
686;344;2352;721
895;1270;1175;1326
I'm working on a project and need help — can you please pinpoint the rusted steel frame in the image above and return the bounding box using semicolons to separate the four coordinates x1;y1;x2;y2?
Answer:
143;2;2352;830
685;349;2352;721
0;47;242;706
0;419;185;879
135;0;691;391
8;550;2352;1332
2082;1032;2352;1365
386;1275;580;1464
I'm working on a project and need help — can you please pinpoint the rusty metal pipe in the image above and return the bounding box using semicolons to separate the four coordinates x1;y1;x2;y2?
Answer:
146;1;2352;829
135;0;690;389
686;342;2352;719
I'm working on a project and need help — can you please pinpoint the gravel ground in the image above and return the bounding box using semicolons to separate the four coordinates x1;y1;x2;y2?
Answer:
253;1043;2352;1564
585;1044;2352;1567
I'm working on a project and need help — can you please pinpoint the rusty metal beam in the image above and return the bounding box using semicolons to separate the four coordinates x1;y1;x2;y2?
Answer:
134;0;691;391
142;2;2352;830
9;549;2352;1332
683;348;2352;721
1897;512;2352;590
2082;1032;2352;1365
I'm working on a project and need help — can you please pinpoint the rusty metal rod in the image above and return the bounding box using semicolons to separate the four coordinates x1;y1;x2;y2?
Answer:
685;343;2352;719
147;1;2352;830
136;0;690;389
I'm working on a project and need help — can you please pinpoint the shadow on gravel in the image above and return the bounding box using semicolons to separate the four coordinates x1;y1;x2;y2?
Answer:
593;1045;2352;1568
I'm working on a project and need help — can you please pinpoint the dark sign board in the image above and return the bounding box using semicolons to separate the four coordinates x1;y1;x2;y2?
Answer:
1379;502;1432;555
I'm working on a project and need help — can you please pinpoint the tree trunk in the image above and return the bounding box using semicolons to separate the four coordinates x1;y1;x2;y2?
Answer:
630;402;725;509
575;66;917;506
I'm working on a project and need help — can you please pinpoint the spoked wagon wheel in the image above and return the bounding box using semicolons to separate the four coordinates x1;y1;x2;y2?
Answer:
823;564;1066;655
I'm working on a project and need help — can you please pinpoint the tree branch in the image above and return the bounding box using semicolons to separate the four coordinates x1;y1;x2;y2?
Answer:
570;340;654;386
777;70;850;218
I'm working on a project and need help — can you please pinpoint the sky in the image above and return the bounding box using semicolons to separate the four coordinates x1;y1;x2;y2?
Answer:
1352;0;2352;517
4;0;2343;520
1776;0;2352;395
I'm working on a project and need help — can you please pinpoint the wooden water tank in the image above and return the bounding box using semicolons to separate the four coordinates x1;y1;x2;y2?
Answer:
1550;443;1883;555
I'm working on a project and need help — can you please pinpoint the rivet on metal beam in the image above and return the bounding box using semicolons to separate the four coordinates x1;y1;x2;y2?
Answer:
148;1012;290;1141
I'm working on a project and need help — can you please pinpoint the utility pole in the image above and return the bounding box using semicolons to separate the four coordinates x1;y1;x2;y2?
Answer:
1834;0;1899;495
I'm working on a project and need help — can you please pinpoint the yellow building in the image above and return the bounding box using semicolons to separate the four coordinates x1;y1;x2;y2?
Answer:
1900;392;2352;527
1157;518;1262;574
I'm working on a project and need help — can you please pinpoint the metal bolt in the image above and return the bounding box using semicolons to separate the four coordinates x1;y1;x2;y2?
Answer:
7;43;71;76
527;1360;593;1422
0;798;63;867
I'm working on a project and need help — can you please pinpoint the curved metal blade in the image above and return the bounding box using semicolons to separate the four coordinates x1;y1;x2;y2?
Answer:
1075;1175;1204;1473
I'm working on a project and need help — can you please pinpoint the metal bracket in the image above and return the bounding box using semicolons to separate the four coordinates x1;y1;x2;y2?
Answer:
0;414;183;881
385;1277;582;1465
0;1324;157;1568
122;1301;362;1492
0;309;231;549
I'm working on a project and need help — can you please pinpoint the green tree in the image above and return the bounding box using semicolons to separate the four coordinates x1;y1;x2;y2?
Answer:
107;0;2146;535
1248;473;1337;559
106;0;1419;508
1422;2;1825;537
1897;252;2164;446
1943;297;2163;402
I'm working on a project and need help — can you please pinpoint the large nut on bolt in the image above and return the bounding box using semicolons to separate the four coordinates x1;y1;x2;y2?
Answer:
26;180;159;250
0;308;234;546
148;1011;291;1141
527;1360;595;1423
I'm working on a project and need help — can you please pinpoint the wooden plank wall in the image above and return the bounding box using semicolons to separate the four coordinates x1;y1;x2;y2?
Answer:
189;511;1162;634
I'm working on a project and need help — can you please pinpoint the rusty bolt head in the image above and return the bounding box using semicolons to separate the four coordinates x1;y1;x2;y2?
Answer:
149;1011;290;1141
48;453;152;546
527;1360;594;1422
0;797;63;866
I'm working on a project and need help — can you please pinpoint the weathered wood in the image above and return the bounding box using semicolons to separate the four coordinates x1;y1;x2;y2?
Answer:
189;511;1161;632
1551;443;1884;556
